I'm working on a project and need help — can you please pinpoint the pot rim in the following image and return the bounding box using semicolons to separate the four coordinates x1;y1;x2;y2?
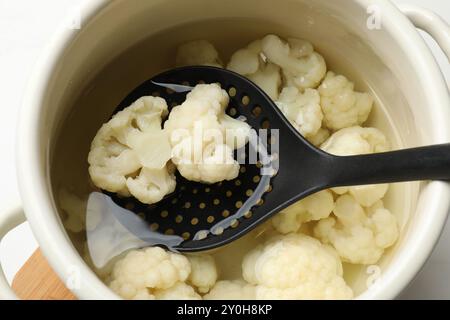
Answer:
16;0;450;299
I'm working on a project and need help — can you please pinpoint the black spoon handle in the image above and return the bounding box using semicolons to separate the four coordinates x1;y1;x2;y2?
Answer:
327;143;450;187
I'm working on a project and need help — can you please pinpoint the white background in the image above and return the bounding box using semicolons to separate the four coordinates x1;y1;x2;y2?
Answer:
0;0;449;299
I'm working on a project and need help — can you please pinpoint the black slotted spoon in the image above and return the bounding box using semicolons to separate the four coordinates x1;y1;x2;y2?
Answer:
106;66;450;252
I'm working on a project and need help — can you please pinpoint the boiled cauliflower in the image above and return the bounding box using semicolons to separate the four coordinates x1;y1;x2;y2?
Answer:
187;255;218;293
261;35;327;92
204;280;256;300
348;184;390;208
321;126;390;206
242;234;353;299
176;40;223;67
272;190;334;234
93;34;400;301
275;87;323;138
314;195;399;264
164;84;250;183
153;283;202;300
108;247;196;300
88;97;176;204
318;71;374;131
126;166;176;205
321;126;389;155
227;39;282;100
308;127;330;146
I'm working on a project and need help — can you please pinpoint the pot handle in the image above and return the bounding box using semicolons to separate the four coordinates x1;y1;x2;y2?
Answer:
399;4;450;61
0;204;25;300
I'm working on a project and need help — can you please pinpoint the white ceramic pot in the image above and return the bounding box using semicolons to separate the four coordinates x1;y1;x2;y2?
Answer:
1;0;449;300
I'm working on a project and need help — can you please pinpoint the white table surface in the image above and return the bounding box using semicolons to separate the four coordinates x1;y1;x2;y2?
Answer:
0;0;448;299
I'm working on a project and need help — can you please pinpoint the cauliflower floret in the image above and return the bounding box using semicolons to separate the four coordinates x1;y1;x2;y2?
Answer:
204;280;256;300
108;247;192;300
154;282;201;300
272;190;334;234
261;35;327;92
164;84;250;184
88;96;176;204
321;126;389;155
314;195;398;264
276;87;323;138
318;71;374;131
59;189;87;233
176;40;223;67
348;184;389;208
321;126;390;206
242;234;353;299
254;280;351;300
126;166;176;205
227;40;282;100
248;63;283;101
187;255;218;293
308;127;330;146
227;40;262;75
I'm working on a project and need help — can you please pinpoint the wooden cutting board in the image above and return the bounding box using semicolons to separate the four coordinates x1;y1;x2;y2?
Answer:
11;249;77;300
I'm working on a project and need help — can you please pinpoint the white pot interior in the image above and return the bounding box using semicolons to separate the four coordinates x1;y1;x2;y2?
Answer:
34;0;448;298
